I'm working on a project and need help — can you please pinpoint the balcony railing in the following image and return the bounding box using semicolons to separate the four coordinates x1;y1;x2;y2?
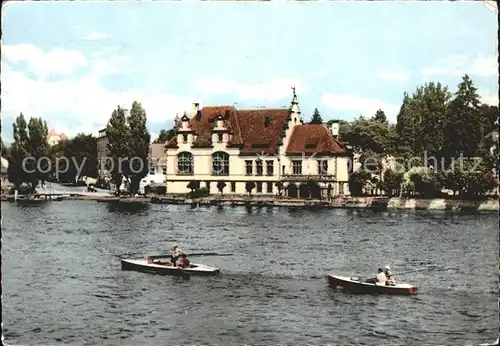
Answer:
281;174;335;181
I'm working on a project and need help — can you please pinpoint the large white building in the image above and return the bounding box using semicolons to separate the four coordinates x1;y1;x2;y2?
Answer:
162;91;352;198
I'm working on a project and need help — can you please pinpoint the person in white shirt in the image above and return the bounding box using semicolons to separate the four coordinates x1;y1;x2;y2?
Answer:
365;268;387;284
375;268;387;285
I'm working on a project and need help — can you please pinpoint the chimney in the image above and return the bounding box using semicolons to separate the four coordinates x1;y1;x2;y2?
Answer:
192;102;200;117
331;120;339;138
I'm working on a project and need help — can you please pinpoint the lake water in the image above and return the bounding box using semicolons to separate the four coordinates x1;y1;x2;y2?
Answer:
2;201;498;345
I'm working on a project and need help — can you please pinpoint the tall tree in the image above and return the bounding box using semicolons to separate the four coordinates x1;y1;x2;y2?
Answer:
309;108;323;124
372;109;388;123
106;106;130;194
26;117;50;187
127;101;151;195
395;82;452;159
7;113;29;188
443;74;483;159
69;134;98;180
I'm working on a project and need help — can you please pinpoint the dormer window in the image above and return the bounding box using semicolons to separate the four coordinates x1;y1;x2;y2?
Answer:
265;117;270;128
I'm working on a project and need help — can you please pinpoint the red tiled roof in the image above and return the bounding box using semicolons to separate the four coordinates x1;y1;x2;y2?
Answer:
166;106;288;154
166;106;345;155
236;109;288;154
286;124;345;155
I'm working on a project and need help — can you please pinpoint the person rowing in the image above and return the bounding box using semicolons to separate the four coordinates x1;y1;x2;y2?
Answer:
170;245;184;267
384;265;395;285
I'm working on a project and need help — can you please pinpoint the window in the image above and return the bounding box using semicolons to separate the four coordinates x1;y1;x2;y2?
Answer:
266;160;274;176
245;160;253;176
339;183;344;195
231;181;236;192
162;166;167;175
182;134;188;143
212;151;229;175
256;159;263;176
266;182;273;193
282;165;286;175
292;160;302;175
318;160;328;175
265;117;270;128
217;133;223;143
256;182;262;193
177;152;194;175
149;161;155;175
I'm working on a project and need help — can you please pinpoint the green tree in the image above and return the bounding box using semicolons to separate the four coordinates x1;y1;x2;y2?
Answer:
52;134;97;182
382;169;404;196
187;180;200;191
395;82;452;159
309;108;323;124
217;181;226;194
153;129;176;144
25;117;49;188
7;114;29;189
443;74;483;159
106;106;130;194
49;139;70;182
245;181;255;196
70;134;98;179
409;171;442;198
445;157;497;197
348;171;371;196
372;109;388;123
127;101;151;195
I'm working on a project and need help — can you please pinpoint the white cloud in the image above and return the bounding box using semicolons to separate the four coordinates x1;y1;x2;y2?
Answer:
2;44;87;78
321;93;400;122
421;55;497;77
83;31;110;40
1;45;194;139
309;70;328;78
479;90;499;106
376;70;410;82
191;77;305;102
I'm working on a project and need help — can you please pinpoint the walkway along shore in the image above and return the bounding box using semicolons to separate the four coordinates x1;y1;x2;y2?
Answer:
1;194;498;212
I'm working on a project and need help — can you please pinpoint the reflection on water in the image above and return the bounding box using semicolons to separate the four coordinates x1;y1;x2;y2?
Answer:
104;200;151;214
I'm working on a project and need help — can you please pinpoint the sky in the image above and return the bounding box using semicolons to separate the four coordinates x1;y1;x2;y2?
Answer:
1;1;498;143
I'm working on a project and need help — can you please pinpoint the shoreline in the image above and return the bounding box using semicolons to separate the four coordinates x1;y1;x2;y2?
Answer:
1;194;498;212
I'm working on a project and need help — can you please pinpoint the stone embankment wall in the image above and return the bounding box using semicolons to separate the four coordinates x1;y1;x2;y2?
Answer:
2;193;497;211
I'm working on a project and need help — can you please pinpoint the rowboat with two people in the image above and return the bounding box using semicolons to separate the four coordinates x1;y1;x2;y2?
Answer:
121;245;231;277
325;265;417;296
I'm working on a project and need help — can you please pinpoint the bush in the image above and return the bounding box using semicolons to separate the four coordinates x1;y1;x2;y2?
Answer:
188;187;209;199
245;181;256;195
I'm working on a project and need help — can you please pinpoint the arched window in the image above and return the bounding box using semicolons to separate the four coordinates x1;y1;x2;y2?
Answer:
177;152;194;175
212;151;229;176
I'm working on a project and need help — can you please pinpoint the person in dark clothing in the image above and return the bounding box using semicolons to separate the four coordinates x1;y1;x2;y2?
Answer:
170;245;182;267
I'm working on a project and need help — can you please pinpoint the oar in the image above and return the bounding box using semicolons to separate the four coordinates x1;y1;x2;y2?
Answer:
188;252;233;257
394;266;452;276
150;252;233;259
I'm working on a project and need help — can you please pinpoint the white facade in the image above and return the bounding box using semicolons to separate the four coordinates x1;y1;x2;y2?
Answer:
162;92;352;198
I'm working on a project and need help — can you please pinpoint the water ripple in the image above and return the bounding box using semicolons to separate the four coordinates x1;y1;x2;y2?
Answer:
2;201;498;345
